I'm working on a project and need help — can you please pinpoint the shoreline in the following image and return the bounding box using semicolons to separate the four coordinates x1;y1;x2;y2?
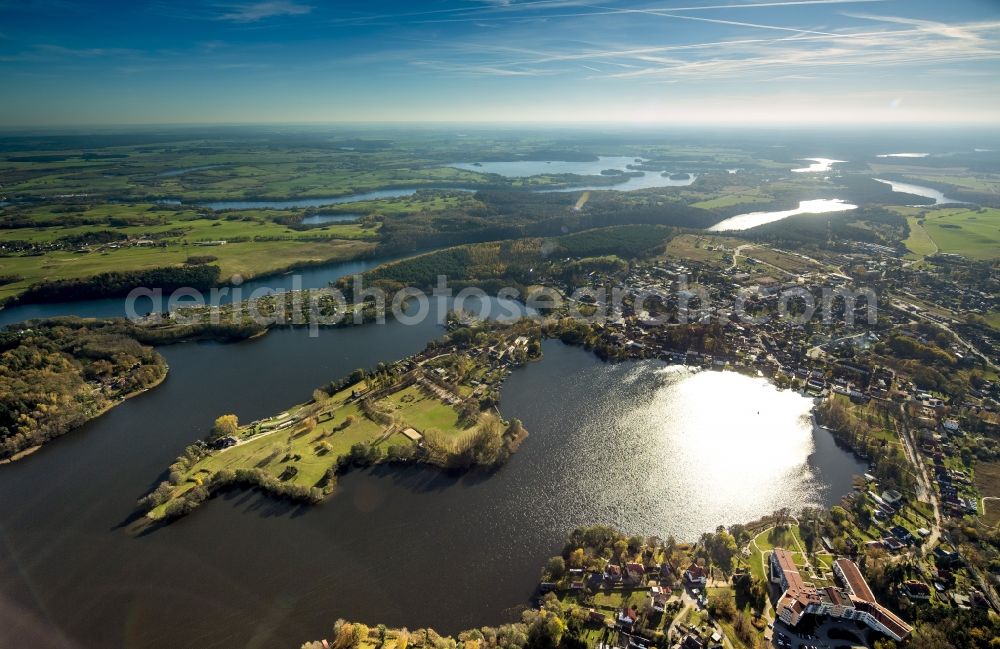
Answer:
0;246;379;314
0;365;169;467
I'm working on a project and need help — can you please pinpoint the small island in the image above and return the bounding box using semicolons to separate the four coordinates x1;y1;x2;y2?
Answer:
139;318;541;520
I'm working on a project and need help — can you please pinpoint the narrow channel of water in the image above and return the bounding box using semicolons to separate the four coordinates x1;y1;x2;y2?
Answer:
0;254;411;327
872;178;964;206
707;198;857;231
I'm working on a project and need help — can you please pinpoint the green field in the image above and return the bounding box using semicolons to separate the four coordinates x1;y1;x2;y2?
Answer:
903;216;938;258
1;150;493;201
907;174;1000;194
146;373;474;519
920;207;1000;259
382;385;467;437
0;238;374;301
179;401;385;495
0;213;377;244
0;189;495;301
692;190;771;210
892;206;1000;260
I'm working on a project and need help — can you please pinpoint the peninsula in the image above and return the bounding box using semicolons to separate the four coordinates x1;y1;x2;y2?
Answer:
140;318;538;520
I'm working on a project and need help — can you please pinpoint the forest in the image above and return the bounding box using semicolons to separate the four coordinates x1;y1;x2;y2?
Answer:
0;319;167;460
0;316;271;461
13;264;222;304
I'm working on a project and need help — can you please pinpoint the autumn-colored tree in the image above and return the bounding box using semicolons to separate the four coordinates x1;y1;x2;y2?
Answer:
545;556;566;579
353;624;370;647
210;414;239;440
332;623;355;649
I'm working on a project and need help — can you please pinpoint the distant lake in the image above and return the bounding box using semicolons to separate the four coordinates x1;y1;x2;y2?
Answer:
708;198;857;231
450;156;640;177
792;158;844;173
872;178;964;206
876;153;929;159
543;172;698;193
301;213;361;225
199;187;472;210
157;165;224;177
450;157;697;192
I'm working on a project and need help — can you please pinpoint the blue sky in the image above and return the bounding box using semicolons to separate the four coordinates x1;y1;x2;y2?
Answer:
1;0;999;126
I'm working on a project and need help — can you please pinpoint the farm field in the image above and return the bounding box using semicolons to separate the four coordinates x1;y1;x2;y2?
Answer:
891;206;1000;260
903;216;938;258
919;207;1000;260
0;238;374;301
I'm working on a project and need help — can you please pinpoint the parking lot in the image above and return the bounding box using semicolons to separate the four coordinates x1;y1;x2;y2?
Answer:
770;620;868;649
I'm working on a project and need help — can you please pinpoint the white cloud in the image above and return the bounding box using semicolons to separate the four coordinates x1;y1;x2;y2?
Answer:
216;1;312;23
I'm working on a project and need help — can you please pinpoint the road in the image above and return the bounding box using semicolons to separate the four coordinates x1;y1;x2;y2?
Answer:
896;404;942;550
897;405;1000;612
728;244;753;270
666;590;696;641
981;496;1000;522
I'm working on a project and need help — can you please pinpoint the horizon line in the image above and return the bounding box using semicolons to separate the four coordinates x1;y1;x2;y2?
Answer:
3;119;1000;134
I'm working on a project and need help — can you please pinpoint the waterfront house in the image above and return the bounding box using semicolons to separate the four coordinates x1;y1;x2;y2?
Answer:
684;563;707;587
769;548;911;641
625;562;646;582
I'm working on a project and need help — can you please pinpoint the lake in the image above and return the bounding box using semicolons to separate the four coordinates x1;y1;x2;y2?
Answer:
792;158;844;173
0;333;866;649
450;157;697;192
541;172;698;193
707;198;857;231
872;178;964;206
449;156;642;177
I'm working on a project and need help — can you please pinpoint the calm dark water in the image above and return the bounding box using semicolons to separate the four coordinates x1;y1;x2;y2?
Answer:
0;334;865;649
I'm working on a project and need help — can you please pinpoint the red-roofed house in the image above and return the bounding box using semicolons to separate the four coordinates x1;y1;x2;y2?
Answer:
769;549;911;642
